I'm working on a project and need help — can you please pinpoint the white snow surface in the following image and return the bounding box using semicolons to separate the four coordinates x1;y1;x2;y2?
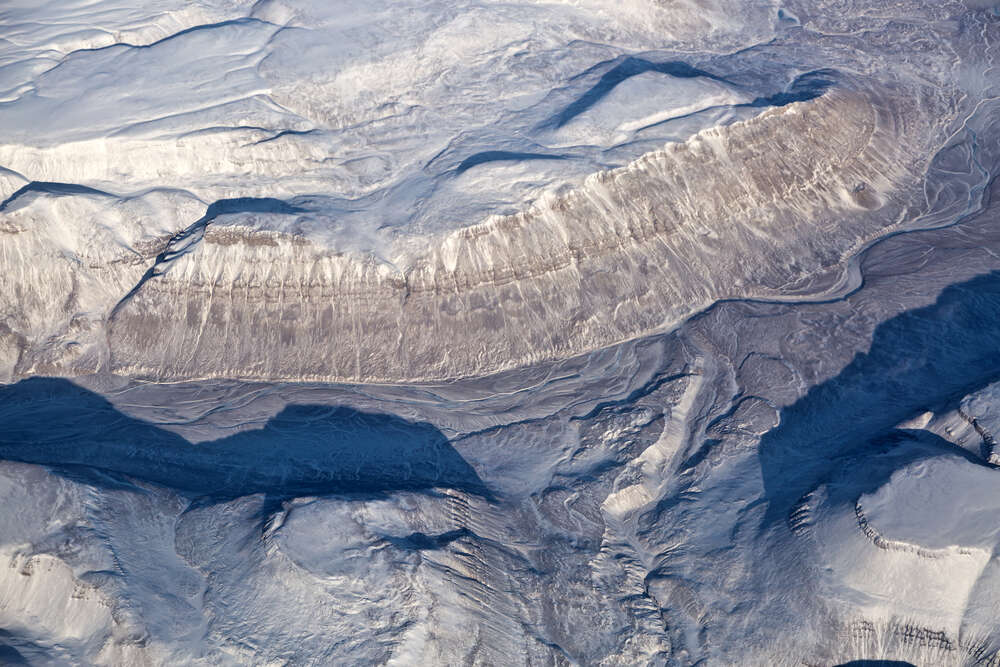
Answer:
3;0;1000;665
0;0;773;245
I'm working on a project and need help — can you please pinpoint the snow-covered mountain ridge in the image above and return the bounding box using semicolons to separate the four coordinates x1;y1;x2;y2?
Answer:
3;0;1000;664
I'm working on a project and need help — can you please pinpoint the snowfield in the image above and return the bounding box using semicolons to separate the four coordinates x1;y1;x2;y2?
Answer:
2;0;1000;664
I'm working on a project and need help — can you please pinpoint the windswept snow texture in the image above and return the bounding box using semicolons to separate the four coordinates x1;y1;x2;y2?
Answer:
3;0;1000;665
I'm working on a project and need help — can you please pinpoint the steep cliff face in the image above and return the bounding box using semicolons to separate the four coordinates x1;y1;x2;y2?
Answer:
104;89;926;382
0;87;931;383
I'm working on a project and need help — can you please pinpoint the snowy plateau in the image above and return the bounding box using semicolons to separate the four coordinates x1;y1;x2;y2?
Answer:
1;0;1000;664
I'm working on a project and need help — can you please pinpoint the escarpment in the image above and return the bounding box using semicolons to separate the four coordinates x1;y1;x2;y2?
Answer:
104;89;928;382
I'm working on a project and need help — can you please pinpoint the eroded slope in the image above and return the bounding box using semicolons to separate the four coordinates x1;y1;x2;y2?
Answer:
106;89;930;381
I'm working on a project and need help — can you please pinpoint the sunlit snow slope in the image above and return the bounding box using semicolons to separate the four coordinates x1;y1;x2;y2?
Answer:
0;0;976;383
2;0;1000;664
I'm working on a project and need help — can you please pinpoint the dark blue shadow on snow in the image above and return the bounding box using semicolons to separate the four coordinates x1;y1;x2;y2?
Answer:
758;271;1000;526
746;69;835;107
0;378;491;501
0;644;28;666
835;661;916;667
548;57;727;129
455;151;567;175
202;196;304;219
545;58;835;131
66;17;272;54
0;181;114;212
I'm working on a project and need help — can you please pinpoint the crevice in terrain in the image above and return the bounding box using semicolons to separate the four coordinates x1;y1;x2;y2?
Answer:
108;197;305;321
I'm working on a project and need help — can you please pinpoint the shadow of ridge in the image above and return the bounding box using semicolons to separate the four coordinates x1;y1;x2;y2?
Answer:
746;69;835;107
0;629;38;666
834;662;916;667
812;428;993;522
546;59;836;131
0;181;114;212
455;151;567;175
758;270;1000;525
0;645;28;666
0;378;492;501
549;56;726;129
202;196;305;219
